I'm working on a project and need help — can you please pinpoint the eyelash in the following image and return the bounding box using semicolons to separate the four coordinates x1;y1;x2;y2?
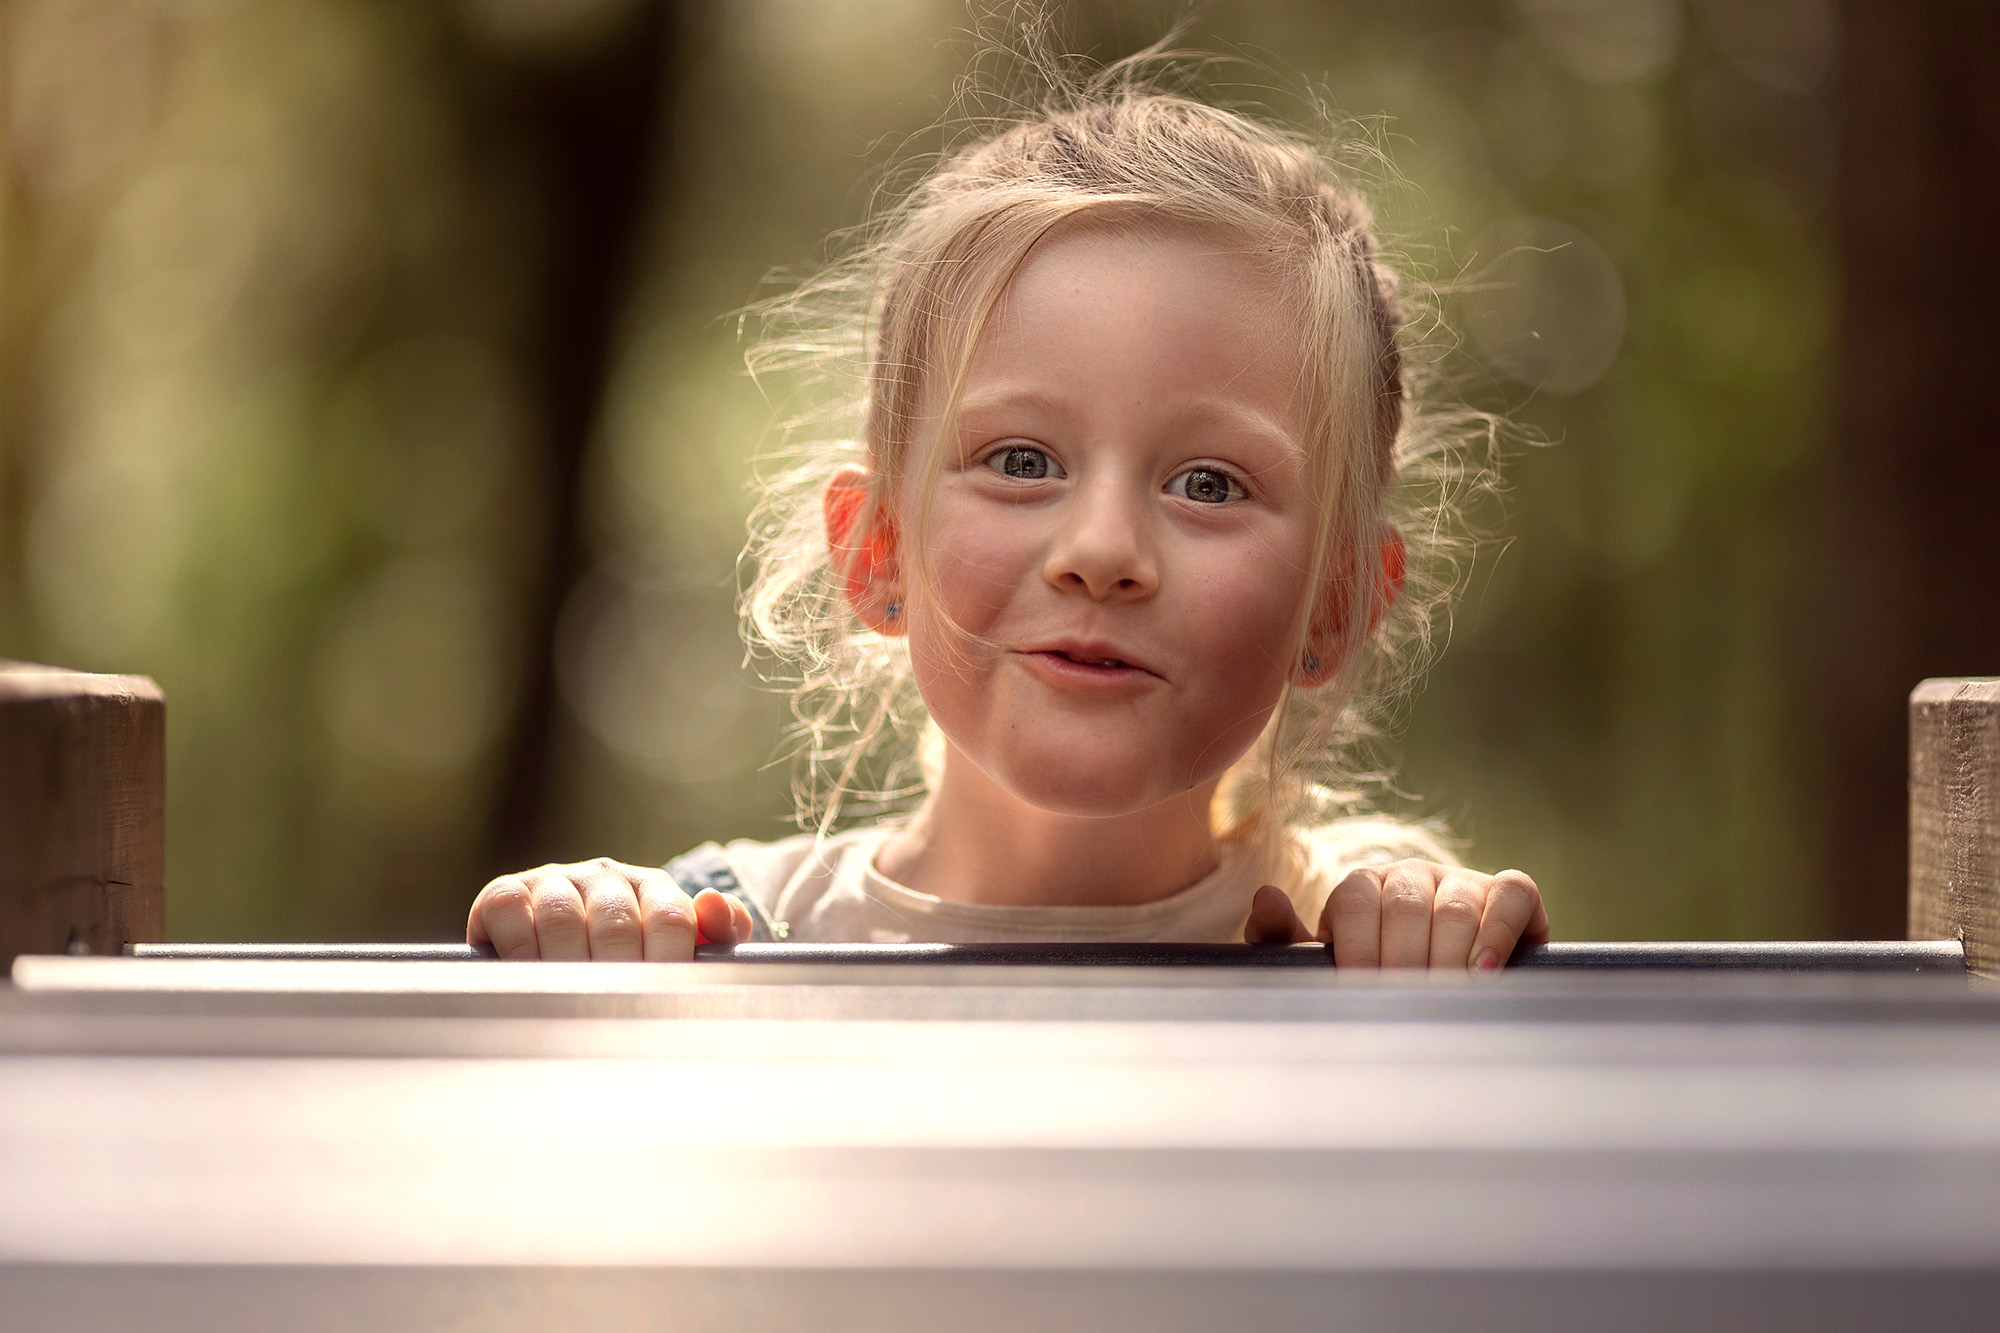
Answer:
982;444;1063;480
979;445;1251;505
1166;466;1249;505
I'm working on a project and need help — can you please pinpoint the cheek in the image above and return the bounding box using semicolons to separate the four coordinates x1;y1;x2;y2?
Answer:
1180;554;1310;685
907;493;1039;627
900;502;1028;712
1168;564;1307;782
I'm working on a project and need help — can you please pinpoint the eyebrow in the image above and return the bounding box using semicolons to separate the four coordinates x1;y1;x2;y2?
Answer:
952;385;1070;425
1161;398;1306;460
955;386;1305;458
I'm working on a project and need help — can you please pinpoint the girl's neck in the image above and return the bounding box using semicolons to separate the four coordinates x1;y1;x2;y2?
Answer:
873;745;1224;908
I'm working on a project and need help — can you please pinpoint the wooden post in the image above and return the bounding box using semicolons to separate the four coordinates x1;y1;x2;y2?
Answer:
1909;679;2000;977
0;662;165;967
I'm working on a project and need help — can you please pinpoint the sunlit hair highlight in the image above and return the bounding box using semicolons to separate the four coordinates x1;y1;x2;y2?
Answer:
742;41;1497;854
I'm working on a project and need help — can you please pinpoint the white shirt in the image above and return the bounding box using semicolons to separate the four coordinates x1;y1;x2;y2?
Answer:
717;818;1454;944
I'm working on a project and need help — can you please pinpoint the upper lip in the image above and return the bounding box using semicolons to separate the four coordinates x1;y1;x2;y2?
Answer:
1019;638;1161;677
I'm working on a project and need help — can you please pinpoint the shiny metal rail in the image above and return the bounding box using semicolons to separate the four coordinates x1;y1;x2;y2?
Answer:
4;967;2000;1331
125;938;1970;974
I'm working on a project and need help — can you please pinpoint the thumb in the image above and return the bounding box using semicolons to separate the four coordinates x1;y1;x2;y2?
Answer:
1244;884;1312;944
691;889;752;947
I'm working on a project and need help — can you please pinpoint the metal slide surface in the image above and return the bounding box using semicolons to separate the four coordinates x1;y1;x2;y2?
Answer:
3;956;1998;1331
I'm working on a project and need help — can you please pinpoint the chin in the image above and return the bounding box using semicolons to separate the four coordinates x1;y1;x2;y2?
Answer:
991;745;1199;820
1009;778;1159;819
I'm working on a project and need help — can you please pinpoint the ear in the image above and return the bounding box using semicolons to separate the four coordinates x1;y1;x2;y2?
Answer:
1373;523;1408;634
824;465;904;636
1293;523;1406;688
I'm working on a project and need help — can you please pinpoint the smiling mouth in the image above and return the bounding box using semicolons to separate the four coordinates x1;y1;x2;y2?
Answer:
1021;648;1158;682
1056;650;1131;669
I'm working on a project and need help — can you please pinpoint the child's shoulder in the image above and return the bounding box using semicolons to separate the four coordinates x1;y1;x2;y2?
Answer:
1279;815;1460;917
706;826;887;919
1292;814;1459;873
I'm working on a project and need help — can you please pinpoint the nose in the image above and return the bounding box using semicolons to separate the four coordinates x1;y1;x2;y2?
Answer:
1043;476;1159;602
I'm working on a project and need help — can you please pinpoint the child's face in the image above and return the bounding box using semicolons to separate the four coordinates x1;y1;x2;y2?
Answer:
900;224;1328;820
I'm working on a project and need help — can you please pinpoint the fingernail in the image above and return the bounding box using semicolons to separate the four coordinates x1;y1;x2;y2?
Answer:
1475;948;1500;972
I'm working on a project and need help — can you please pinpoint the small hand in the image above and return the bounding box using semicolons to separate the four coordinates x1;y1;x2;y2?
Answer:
1243;860;1548;970
467;857;756;961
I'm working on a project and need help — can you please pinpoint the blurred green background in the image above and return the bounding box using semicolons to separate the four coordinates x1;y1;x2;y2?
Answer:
0;0;1978;944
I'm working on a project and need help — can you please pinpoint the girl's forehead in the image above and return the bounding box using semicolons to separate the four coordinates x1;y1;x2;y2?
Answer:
998;221;1292;315
952;225;1310;424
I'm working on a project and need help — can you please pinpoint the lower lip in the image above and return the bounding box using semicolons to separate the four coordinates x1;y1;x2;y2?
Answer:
1017;651;1158;689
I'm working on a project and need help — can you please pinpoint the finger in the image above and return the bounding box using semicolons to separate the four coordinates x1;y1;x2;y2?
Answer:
1377;860;1437;969
468;875;539;959
1319;868;1383;968
691;889;751;947
1427;868;1489;969
1244;885;1312;944
632;872;699;962
1470;870;1549;972
520;869;587;960
576;861;644;961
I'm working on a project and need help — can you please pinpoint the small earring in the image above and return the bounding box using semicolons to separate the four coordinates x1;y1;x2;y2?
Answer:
1303;654;1319;674
884;600;901;621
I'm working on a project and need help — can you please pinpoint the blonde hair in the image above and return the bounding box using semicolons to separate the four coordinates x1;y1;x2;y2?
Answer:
742;47;1493;852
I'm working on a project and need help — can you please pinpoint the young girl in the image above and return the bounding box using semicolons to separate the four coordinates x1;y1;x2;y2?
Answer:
468;68;1548;969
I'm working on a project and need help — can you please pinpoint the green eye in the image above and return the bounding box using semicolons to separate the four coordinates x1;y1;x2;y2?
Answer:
986;446;1061;479
1168;467;1246;504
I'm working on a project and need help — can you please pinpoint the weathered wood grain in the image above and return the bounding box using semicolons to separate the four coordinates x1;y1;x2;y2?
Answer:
1909;678;2000;976
0;662;165;966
